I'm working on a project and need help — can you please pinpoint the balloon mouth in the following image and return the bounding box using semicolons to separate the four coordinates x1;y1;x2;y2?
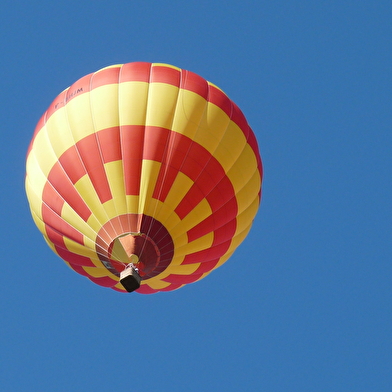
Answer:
95;214;175;280
108;232;161;278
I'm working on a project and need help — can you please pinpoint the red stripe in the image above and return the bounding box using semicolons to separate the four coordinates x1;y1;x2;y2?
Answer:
207;178;238;211
208;84;233;119
246;128;263;178
150;65;181;86
91;66;120;89
139;128;239;239
231;102;262;179
68;265;121;290
67;262;90;277
174;149;236;219
65;257;118;290
143;126;170;162
42;204;84;246
158;283;183;292
59;145;87;184
212;220;237;245
55;246;96;267
152;165;179;201
76;134;112;203
120;125;144;195
88;276;117;288
120;62;151;83
175;185;205;219
231;101;249;139
69;263;119;289
26;89;67;157
44;225;66;248
180;70;209;98
45;132;114;206
42;183;65;216
45;162;91;221
163;272;204;284
152;132;192;201
136;285;157;294
181;142;212;179
193;259;220;273
182;240;232;264
187;204;237;243
136;283;184;294
182;249;218;265
150;130;236;219
97;127;122;163
161;258;220;287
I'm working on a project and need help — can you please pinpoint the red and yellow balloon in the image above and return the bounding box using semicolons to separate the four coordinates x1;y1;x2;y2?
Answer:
25;62;263;293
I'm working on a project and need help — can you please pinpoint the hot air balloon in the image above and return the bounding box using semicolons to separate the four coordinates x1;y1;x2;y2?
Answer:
25;62;263;293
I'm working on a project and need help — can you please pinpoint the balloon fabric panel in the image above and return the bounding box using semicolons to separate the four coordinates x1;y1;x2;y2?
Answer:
25;62;263;293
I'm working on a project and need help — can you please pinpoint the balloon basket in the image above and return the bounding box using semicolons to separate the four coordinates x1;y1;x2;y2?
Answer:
119;264;141;293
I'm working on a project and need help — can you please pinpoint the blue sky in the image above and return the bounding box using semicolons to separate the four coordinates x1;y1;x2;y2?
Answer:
1;1;391;391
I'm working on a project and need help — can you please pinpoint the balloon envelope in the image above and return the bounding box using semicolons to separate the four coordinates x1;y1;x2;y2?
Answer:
25;62;263;293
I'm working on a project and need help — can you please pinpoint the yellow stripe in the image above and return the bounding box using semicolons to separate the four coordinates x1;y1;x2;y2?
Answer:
169;198;212;241
100;199;118;223
171;89;207;140
65;93;96;142
165;263;200;276
90;84;120;130
162;171;193;209
146;83;179;129
82;214;103;239
234;196;260;236
211;121;247;172
233;169;261;214
104;161;127;215
195;101;231;154
60;203;97;241
113;281;127;291
143;196;180;228
226;144;260;195
62;237;104;269
118;82;149;126
140;277;172;290
125;195;140;218
110;236;132;263
28;209;47;237
214;250;235;270
75;176;110;226
170;87;260;206
82;266;117;278
141;199;188;252
138;160;161;215
45;106;76;157
79;238;101;258
99;64;122;71
193;270;214;283
207;81;224;93
174;232;214;257
30;125;59;177
43;235;58;255
25;171;45;220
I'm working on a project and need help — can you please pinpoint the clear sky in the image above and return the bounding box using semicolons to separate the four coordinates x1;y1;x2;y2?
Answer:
1;1;391;391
